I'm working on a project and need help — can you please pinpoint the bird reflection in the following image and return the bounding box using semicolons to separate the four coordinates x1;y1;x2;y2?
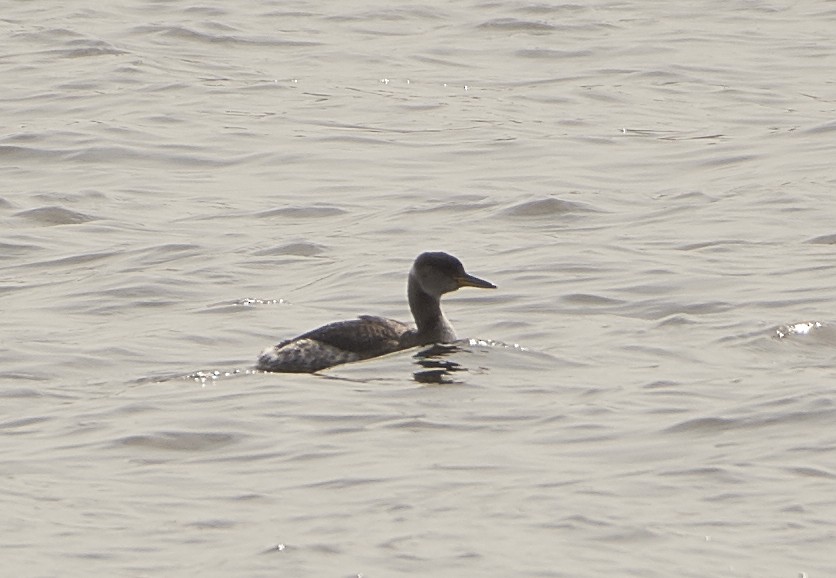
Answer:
413;343;466;384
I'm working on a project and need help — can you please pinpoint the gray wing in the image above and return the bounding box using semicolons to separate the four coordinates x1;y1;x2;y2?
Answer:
298;315;412;356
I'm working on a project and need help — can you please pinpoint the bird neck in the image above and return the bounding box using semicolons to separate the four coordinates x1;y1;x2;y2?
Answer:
407;274;456;343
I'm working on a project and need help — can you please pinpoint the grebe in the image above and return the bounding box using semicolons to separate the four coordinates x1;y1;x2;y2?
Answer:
257;252;495;373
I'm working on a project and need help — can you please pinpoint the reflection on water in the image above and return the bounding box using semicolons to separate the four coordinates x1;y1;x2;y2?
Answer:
413;339;532;384
774;320;824;339
413;343;466;384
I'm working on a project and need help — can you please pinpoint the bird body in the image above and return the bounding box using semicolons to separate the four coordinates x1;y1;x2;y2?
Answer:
257;252;495;373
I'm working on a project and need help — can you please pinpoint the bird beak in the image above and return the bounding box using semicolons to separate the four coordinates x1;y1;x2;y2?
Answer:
456;273;496;289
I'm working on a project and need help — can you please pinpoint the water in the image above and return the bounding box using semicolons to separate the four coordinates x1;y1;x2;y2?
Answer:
2;1;836;576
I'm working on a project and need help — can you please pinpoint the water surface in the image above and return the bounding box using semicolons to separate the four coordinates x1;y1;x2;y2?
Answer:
2;1;836;576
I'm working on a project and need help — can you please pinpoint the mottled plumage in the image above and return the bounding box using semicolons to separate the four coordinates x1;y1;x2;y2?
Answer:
257;252;495;373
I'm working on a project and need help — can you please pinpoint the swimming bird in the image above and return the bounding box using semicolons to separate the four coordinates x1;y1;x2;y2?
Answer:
257;251;496;373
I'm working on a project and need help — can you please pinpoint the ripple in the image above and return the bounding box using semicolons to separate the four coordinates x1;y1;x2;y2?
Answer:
806;233;836;245
114;431;242;452
15;250;118;271
802;119;836;135
253;242;327;257
785;466;836;480
132;24;321;47
130;243;204;267
515;48;593;59
500;197;597;218
255;206;346;219
61;39;128;58
561;293;625;307
477;18;559;32
0;242;41;258
664;416;739;434
0;416;51;433
666;403;836;435
15;206;98;225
